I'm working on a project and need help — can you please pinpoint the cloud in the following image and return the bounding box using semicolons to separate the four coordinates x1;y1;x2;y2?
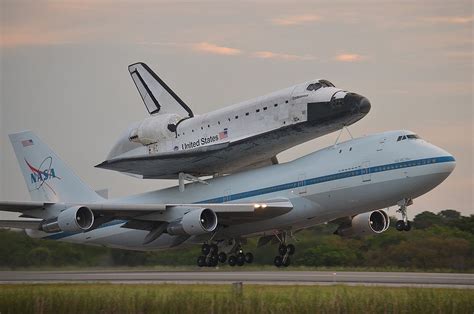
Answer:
253;51;315;61
192;42;242;56
271;14;321;26
334;53;364;62
423;15;474;24
0;28;75;47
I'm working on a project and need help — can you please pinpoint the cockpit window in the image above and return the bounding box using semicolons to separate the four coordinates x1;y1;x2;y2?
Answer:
319;79;335;87
306;82;322;91
397;134;421;141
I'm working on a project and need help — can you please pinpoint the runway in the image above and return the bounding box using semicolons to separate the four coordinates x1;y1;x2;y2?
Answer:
0;270;473;288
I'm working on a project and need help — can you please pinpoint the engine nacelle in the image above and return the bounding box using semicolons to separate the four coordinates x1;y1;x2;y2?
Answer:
129;113;182;145
335;210;389;237
167;208;218;236
41;206;95;233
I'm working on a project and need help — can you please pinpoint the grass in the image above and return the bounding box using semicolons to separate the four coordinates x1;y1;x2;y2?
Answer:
0;284;473;313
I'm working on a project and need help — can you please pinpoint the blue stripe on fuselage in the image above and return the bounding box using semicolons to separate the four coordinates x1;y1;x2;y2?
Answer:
44;156;455;240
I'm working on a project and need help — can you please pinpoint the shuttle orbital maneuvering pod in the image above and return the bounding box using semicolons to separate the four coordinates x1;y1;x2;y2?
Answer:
96;62;371;180
0;129;455;267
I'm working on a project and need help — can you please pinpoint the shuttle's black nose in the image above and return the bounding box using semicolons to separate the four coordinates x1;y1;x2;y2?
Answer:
343;93;371;114
358;97;371;114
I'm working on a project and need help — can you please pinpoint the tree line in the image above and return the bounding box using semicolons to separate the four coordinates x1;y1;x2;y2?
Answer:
0;209;472;270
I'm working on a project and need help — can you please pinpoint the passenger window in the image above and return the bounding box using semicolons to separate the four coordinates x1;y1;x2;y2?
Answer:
263;107;267;110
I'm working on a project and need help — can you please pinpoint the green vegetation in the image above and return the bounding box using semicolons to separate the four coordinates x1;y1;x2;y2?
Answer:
0;284;473;314
0;210;472;271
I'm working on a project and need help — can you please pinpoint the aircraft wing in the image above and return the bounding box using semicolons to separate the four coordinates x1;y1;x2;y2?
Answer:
0;198;293;227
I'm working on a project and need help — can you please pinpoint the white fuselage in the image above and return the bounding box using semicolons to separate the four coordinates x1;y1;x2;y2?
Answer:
30;130;455;251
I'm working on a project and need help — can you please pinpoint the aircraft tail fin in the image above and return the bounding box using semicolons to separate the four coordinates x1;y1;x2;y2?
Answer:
8;131;103;203
128;62;194;118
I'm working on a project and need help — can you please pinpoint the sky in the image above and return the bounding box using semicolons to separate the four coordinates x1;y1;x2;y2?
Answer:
0;0;473;220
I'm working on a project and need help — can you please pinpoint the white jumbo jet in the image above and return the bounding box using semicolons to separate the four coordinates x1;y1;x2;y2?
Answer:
95;62;371;179
0;129;455;267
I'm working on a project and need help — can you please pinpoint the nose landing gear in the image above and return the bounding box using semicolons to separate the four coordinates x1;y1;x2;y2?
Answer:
395;198;413;231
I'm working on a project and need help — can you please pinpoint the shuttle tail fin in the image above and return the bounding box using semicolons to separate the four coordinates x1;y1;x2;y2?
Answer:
128;62;194;118
8;131;103;203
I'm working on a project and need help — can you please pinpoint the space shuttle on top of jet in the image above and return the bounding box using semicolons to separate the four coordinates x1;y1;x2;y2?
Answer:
96;62;371;179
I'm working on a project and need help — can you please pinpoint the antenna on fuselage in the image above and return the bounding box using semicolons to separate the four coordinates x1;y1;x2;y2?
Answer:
333;126;354;146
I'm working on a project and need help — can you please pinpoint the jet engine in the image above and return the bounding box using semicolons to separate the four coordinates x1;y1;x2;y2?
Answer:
41;206;95;233
335;210;389;237
129;113;182;145
167;208;218;236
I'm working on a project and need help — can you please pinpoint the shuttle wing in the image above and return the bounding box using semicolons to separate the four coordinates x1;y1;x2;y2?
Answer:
96;127;288;179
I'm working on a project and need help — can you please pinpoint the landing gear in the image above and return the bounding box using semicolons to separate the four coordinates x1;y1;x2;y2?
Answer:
273;233;296;268
395;198;413;232
198;241;254;268
197;243;220;267
227;246;254;267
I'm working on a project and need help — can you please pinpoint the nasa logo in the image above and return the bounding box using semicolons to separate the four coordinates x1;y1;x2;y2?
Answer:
25;157;61;194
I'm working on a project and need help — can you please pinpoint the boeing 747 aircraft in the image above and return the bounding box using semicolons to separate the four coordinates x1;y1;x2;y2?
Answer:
0;130;454;267
96;62;371;179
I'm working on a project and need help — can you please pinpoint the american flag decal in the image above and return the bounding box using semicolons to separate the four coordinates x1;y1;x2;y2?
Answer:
21;139;34;147
219;128;228;140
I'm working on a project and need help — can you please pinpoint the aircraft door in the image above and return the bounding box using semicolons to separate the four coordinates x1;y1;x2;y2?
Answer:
223;188;232;202
297;173;307;194
361;161;371;182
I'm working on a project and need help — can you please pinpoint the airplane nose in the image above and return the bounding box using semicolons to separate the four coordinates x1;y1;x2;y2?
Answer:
343;93;371;114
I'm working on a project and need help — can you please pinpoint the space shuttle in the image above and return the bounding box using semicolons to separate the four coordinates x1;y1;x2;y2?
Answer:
96;62;371;179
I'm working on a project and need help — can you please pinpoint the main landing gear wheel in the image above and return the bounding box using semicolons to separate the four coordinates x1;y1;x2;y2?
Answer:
227;246;254;267
228;255;237;266
197;255;206;267
244;252;254;264
395;220;412;231
274;233;296;268
274;255;283;267
396;198;413;232
198;243;222;267
218;252;227;263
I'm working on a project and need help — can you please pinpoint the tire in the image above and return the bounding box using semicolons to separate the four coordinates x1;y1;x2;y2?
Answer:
218;252;227;263
283;257;291;267
274;255;283;267
210;254;219;267
228;255;236;266
395;220;405;231
210;244;218;254
287;244;296;255
237;253;245;266
244;252;254;264
404;220;412;231
197;255;206;267
278;244;287;256
201;244;210;255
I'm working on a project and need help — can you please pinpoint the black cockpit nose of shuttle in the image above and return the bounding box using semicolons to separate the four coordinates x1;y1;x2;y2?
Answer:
344;93;371;114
